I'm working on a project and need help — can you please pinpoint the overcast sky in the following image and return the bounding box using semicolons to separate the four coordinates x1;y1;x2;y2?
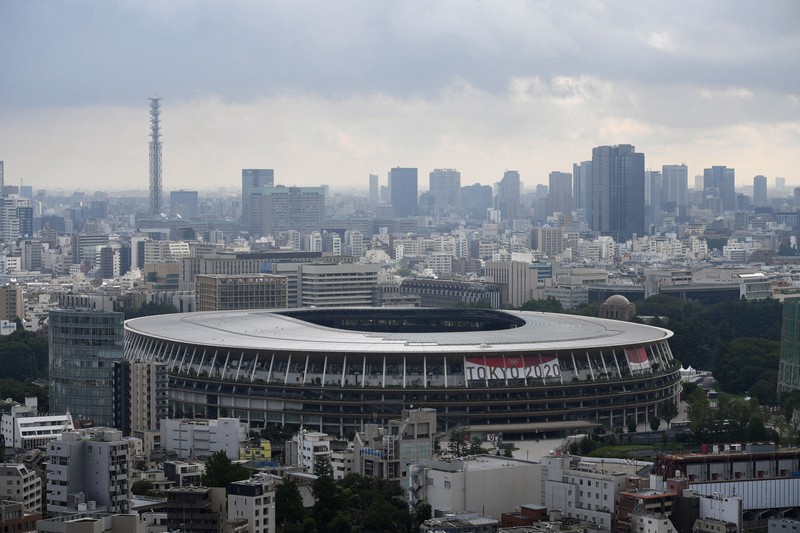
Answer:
1;0;799;193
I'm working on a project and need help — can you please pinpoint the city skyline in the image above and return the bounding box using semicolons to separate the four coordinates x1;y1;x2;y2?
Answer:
1;1;798;192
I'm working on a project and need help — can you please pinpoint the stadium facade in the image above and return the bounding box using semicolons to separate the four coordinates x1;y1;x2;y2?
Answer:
124;308;681;436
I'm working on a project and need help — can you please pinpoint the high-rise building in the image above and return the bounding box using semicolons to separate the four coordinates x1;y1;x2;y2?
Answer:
496;170;521;223
645;170;662;233
259;186;325;236
548;171;572;216
753;175;768;207
573;160;593;221
779;298;800;395
170;190;199;219
389;167;418;218
461;183;493;220
590;144;645;240
429;168;461;214
129;361;169;453
703;166;735;213
0;161;4;191
49;309;124;427
242;169;274;231
369;174;379;206
661;164;688;211
148;97;163;216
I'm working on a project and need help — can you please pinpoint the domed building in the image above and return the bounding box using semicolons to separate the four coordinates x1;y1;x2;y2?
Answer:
599;295;637;321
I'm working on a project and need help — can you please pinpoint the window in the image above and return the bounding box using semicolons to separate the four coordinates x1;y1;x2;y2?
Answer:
444;480;451;489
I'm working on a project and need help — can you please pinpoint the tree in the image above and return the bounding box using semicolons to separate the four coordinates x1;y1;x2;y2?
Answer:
275;479;306;529
660;400;678;428
650;417;661;431
313;454;333;478
627;417;637;433
447;429;468;457
200;450;250;487
520;297;564;313
131;480;153;496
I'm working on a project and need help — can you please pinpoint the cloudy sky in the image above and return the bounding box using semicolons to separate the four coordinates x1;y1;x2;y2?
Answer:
1;1;799;194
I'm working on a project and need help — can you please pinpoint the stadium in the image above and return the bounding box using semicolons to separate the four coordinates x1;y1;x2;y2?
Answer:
124;308;681;436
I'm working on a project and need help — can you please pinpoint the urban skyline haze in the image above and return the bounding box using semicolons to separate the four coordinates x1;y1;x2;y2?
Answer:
1;0;798;192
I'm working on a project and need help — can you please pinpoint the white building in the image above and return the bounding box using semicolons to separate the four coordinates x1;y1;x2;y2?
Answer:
160;418;247;460
46;428;131;514
227;475;276;533
1;396;74;449
540;455;631;530
408;455;541;520
286;430;332;474
0;463;42;513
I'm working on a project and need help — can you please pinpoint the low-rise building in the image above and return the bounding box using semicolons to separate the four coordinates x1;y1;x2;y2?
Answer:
1;397;74;450
227;475;275;533
0;464;42;513
161;418;247;460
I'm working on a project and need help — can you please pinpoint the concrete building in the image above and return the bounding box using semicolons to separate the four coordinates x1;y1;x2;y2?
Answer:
1;397;74;450
258;186;325;237
355;408;436;486
195;274;288;311
163;461;203;488
299;263;379;307
46;428;131;514
485;260;539;308
0;464;42;513
548;171;573;216
662;164;688;213
0;282;23;321
753;175;768;208
496;170;521;224
161;418;247;460
286;430;333;474
36;511;147;533
129;361;169;454
49;309;124;427
0;500;39;532
599;295;637;321
227;476;276;533
409;455;541;520
165;486;226;533
541;455;631;530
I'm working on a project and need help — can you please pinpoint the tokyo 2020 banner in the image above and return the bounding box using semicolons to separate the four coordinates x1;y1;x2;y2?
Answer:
464;355;560;381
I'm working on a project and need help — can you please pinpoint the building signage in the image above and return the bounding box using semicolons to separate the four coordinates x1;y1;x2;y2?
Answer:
464;355;560;381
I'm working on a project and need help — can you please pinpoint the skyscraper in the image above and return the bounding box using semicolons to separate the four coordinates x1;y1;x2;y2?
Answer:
369;174;379;206
590;144;645;241
389;167;418;218
242;169;274;232
703;166;735;213
548;171;572;216
496;170;521;223
572;161;592;214
645;170;662;233
661;164;688;210
461;183;493;220
148;97;163;216
49;309;124;427
753;175;768;207
0;161;4;191
429;168;461;214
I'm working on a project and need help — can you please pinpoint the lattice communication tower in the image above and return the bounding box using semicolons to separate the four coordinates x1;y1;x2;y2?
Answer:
148;97;163;215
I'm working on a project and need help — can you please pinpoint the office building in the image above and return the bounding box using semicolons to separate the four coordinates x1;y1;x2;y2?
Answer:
461;183;493;220
242;169;274;232
389;167;418;218
662;164;688;212
591;144;645;241
170;190;199;219
161;418;247;460
779;298;800;394
645;170;662;232
46;428;130;514
195;274;288;311
0;161;3;190
703;166;735;213
258;186;325;236
496;170;521;223
753;175;768;207
369;173;379;206
548;171;572;216
429;168;461;214
573;160;593;214
227;476;275;533
299;263;379;307
129;361;169;454
49;309;124;427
